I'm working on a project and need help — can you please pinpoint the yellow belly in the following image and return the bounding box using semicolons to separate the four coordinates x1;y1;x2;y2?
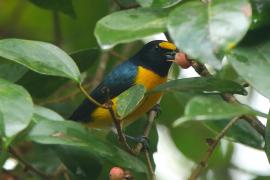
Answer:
88;66;167;128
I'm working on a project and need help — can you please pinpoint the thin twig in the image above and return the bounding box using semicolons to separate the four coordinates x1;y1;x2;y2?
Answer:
143;149;156;180
9;146;50;179
78;84;107;108
189;116;240;180
90;52;110;89
52;10;62;47
107;104;135;154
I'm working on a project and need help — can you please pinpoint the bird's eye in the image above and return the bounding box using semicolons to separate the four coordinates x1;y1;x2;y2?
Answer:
155;45;160;50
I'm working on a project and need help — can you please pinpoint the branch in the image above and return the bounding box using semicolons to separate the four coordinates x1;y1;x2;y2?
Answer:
9;146;50;179
189;116;240;180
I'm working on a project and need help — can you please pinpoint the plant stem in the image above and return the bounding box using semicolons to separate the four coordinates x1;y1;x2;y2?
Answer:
108;105;135;154
9;146;50;179
143;149;156;180
189;116;240;180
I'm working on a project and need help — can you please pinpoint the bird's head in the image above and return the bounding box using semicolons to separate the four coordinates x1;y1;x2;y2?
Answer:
132;40;177;77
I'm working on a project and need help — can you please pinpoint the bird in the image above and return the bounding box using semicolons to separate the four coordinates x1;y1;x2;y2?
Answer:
70;40;177;128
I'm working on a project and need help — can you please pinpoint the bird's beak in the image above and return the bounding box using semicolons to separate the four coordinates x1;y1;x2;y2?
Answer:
165;51;177;62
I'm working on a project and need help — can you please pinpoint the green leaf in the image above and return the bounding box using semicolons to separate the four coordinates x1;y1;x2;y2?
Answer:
26;119;147;173
228;41;270;100
151;77;247;95
167;0;251;68
250;0;270;29
265;112;270;163
0;59;28;82
0;39;81;83
174;96;262;126
29;0;76;18
117;84;146;119
0;78;33;138
33;106;64;121
137;0;181;8
205;119;264;149
95;8;169;49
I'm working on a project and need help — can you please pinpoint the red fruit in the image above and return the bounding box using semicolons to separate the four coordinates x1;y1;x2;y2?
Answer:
175;52;191;69
109;167;125;180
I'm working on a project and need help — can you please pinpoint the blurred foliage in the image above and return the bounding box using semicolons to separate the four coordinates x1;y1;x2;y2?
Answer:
0;0;270;180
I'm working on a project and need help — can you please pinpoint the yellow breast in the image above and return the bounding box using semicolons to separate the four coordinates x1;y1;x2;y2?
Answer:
88;66;167;128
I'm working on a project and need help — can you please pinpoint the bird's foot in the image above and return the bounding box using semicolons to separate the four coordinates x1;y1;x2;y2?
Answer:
124;134;150;151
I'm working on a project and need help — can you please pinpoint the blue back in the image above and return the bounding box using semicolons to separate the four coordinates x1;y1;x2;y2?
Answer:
70;60;137;122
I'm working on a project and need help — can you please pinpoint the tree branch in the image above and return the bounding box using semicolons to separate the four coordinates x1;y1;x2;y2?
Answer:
189;116;240;180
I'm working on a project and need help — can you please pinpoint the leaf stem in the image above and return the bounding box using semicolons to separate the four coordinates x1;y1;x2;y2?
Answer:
189;116;240;180
78;84;107;108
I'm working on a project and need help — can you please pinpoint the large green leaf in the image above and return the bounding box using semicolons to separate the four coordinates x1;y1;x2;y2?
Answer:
228;41;270;100
26;119;147;173
0;39;81;83
33;106;64;121
151;77;247;95
0;78;33;138
0;59;28;82
94;8;169;49
174;96;263;126
168;0;251;68
137;0;181;8
117;84;146;119
205;119;264;149
29;0;76;18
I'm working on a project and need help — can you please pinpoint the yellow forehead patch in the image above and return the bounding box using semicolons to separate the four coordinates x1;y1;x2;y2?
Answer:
159;42;177;51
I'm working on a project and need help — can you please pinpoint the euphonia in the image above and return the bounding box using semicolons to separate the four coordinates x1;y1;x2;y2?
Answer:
70;40;177;128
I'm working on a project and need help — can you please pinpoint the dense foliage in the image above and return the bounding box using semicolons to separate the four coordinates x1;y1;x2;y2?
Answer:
0;0;270;179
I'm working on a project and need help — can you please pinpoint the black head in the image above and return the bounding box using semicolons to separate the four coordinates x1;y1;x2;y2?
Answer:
131;40;177;77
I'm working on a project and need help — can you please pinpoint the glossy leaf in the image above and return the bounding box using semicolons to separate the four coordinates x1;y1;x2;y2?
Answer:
95;8;169;49
29;0;76;18
0;59;28;82
205;119;264;149
168;0;251;68
228;41;270;99
174;96;263;126
0;39;81;83
26;119;147;173
33;106;64;121
151;77;247;95
0;78;33;137
117;84;146;119
137;0;181;8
